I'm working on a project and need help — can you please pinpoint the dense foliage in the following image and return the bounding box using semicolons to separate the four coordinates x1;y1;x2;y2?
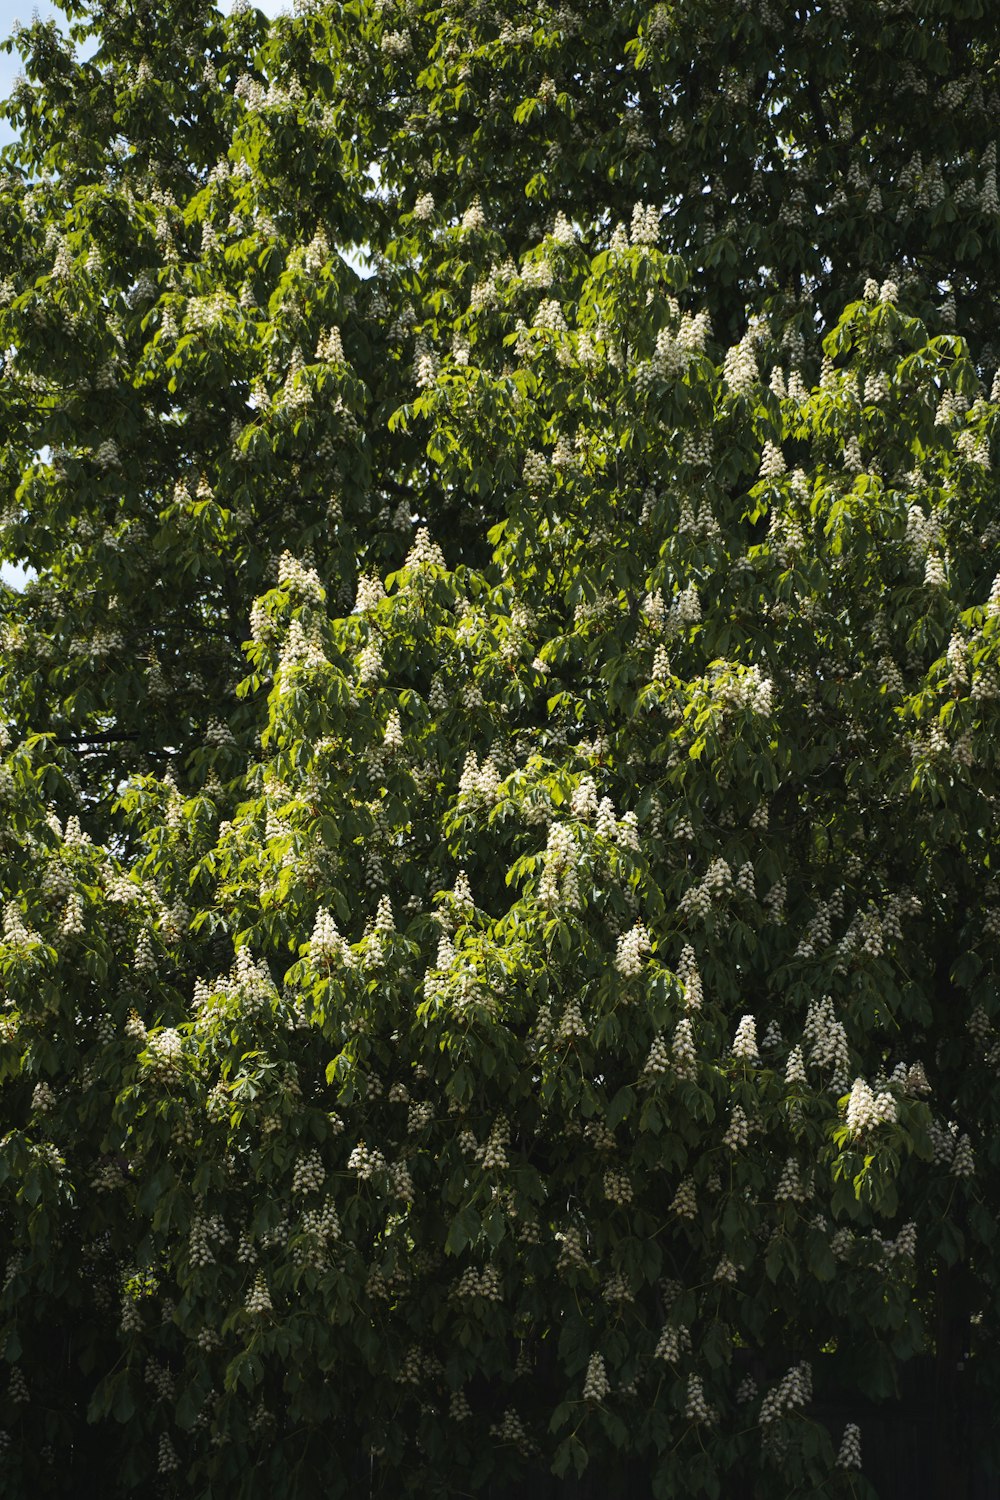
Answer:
1;1;999;1495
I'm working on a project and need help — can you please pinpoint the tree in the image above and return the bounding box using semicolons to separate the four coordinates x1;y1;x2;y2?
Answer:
0;2;999;1496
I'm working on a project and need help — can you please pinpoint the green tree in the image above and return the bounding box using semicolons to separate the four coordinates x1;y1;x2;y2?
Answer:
0;2;999;1496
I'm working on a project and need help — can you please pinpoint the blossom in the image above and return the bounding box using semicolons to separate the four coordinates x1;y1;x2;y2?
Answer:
732;1014;758;1060
722;1105;749;1151
615;921;651;977
759;440;786;480
246;1273;272;1314
836;1422;862;1469
582;1353;609;1401
685;1374;715;1422
844;1077;897;1134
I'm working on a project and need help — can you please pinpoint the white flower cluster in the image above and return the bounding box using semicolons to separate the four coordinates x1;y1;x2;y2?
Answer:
759;440;786;480
146;1028;183;1078
714;1255;738;1285
556;1227;587;1271
533;298;567;333
673;945;702;1010
570;776;599;819
685;1374;716;1423
603;1166;633;1205
759;1362;812;1426
357;639;383;687
407;1100;433;1134
403;527;445;570
641;1034;669;1080
630;201;660;244
292;1150;325;1195
558;998;587;1040
732;1014;758;1060
453;1266;502;1302
951;1133;975;1178
906;1059;931;1094
795;900;834;957
31;1081;55;1114
802;995;851;1091
836;1422;862;1469
785;1045;806;1084
845;1077;897;1134
924;552;947;587
458;749;502;804
414;334;438;389
390;1159;415;1201
450;1389;471;1421
479;1116;509;1170
723;1106;749;1151
189;1213;229;1269
315;325;345;363
277;551;325;605
383;710;403;752
489;1407;532;1456
539;823;579;910
673;1017;698;1079
58;893;85;939
582;1353;610;1401
883;1222;917;1262
775;1157;808;1203
2;902;39;949
678;857;732;921
615;921;651;977
723;335;760;395
347;1141;387;1180
310;908;355;966
654;1323;691;1361
157;1434;179;1475
125;1011;148;1045
245;1272;272;1314
711;661;775;716
671;1176;697;1218
145;1357;175;1403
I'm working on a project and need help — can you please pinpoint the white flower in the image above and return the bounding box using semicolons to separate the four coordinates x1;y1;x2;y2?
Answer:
629;201;660;245
685;1374;715;1422
951;1133;975;1178
615;921;651;977
722;1105;749;1151
358;640;383;687
760;1362;812;1425
759;440;786;480
845;1077;897;1134
147;1028;183;1075
836;1422;862;1469
732;1014;758;1059
723;336;759;395
245;1273;272;1314
672;1017;697;1079
582;1353;609;1401
642;1033;669;1078
670;1176;697;1218
785;1045;806;1084
311;908;353;966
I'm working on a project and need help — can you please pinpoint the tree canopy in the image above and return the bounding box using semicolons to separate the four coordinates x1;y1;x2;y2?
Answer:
1;1;999;1496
